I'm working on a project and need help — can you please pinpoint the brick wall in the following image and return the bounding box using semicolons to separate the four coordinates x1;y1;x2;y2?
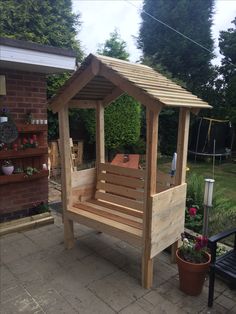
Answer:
0;69;48;217
4;69;47;122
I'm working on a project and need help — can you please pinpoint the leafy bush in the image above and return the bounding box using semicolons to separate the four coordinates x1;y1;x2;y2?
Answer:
186;172;236;246
80;94;141;151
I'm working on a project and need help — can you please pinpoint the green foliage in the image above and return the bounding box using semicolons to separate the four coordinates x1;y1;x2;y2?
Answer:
159;108;178;155
80;94;141;151
94;30;141;153
138;0;215;96
98;29;129;60
185;172;204;232
185;171;236;245
0;0;82;57
210;190;236;243
217;18;236;123
186;172;204;211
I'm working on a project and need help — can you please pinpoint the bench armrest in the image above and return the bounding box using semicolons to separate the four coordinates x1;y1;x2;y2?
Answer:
208;228;236;264
208;228;236;244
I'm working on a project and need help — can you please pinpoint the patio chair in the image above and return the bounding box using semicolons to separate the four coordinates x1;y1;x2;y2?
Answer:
208;227;236;307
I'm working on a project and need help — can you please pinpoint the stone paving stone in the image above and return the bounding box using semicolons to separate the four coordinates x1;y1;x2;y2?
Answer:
228;304;236;314
104;270;147;300
88;270;147;312
99;246;129;269
33;287;77;313
0;264;19;291
88;277;135;312
24;225;64;250
51;242;93;268
0;292;42;313
1;235;38;264
136;297;157;313
214;294;235;311
222;287;236;300
1;216;236;314
200;303;230;314
67;254;116;286
58;285;115;314
79;232;120;254
143;291;184;314
0;284;26;304
119;301;150;314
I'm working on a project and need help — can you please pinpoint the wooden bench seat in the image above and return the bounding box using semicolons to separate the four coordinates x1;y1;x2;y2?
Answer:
67;163;145;247
68;200;143;247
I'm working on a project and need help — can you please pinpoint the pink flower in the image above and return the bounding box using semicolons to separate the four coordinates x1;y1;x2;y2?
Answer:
195;236;208;249
32;134;37;141
23;138;28;144
194;242;201;251
188;207;197;216
29;138;34;145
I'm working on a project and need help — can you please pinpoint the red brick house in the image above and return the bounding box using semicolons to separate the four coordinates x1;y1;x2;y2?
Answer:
0;37;76;220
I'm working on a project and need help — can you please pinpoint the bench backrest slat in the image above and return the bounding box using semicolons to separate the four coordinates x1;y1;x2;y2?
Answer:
95;163;145;212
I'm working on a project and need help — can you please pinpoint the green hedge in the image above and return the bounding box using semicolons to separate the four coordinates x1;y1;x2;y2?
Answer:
80;94;141;150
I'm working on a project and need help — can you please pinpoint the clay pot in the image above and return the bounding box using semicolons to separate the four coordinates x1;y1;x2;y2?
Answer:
2;165;14;175
176;249;211;296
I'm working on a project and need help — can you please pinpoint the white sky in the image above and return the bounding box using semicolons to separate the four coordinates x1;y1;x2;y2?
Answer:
72;0;236;64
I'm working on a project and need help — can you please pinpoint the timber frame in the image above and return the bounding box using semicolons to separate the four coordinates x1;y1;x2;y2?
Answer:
49;54;211;288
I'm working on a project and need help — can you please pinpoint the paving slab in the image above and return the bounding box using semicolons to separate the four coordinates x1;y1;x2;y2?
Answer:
0;210;235;314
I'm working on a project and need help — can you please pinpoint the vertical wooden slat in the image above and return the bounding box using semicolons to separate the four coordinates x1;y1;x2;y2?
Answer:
176;108;190;185
58;106;75;249
142;108;159;289
171;108;190;261
96;101;105;176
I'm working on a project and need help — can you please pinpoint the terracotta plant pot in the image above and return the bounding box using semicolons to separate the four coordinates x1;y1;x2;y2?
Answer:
2;165;14;175
176;249;211;296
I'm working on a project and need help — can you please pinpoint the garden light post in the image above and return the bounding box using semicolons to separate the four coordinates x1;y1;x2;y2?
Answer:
203;179;215;237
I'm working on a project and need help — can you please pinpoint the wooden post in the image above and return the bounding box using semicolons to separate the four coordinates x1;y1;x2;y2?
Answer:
96;101;105;175
142;108;159;288
58;106;75;249
171;108;190;261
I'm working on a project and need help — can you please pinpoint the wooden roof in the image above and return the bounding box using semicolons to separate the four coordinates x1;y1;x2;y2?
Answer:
49;53;211;113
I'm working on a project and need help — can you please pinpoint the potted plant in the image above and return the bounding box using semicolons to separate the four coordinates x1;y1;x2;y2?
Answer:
176;221;211;296
2;159;14;175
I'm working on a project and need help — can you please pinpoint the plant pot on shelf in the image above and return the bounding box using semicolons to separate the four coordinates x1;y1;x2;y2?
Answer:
176;249;211;296
0;116;8;123
2;165;14;175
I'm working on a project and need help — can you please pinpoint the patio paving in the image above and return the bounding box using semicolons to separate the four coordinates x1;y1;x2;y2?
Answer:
0;183;235;313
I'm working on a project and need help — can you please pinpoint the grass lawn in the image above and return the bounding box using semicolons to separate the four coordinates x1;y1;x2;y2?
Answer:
158;157;236;206
158;157;236;244
187;161;236;205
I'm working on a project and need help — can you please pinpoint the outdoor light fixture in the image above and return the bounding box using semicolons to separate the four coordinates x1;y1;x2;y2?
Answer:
204;179;215;207
203;178;215;237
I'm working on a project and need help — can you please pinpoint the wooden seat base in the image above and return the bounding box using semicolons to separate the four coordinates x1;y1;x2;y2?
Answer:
68;199;143;247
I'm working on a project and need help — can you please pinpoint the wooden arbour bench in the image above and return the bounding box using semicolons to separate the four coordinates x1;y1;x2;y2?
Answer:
49;54;211;288
68;163;145;247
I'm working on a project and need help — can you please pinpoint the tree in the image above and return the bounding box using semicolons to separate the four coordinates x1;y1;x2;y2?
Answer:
218;18;236;123
138;0;215;96
81;30;141;154
0;0;84;139
0;0;82;57
97;29;129;60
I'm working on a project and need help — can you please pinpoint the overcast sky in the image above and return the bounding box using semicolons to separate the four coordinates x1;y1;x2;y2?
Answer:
72;0;236;64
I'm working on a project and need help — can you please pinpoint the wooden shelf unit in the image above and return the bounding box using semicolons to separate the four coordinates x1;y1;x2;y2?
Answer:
0;170;49;185
0;147;48;159
0;123;48;185
16;124;47;133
